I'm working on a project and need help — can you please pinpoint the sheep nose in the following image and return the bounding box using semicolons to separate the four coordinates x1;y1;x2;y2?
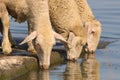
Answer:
91;50;94;54
89;49;95;54
84;47;95;53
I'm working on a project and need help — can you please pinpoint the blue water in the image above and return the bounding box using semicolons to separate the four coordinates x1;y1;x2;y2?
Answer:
6;0;120;80
10;19;28;38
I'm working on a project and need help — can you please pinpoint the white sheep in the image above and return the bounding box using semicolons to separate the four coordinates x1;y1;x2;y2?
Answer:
75;0;101;53
0;0;66;69
49;0;87;60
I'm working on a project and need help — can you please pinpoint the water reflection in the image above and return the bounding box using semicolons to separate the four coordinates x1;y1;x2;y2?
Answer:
16;70;39;80
28;70;38;80
16;70;49;80
28;70;50;80
80;53;100;80
39;70;50;80
64;61;82;80
16;54;100;80
64;53;100;80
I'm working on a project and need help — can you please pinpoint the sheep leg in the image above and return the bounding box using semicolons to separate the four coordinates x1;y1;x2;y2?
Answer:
27;21;36;54
0;3;12;54
8;30;17;47
0;20;16;48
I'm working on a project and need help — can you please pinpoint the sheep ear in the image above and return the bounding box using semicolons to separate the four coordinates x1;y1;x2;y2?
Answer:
19;31;37;45
67;32;81;47
53;31;69;44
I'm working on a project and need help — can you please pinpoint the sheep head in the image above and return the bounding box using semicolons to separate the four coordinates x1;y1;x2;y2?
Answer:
84;20;101;53
64;32;83;61
20;30;55;69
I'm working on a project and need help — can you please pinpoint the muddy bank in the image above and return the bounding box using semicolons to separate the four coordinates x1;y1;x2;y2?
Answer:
0;37;112;80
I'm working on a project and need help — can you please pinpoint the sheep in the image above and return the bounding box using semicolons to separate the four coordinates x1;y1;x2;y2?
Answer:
0;0;67;69
75;0;101;53
49;0;87;60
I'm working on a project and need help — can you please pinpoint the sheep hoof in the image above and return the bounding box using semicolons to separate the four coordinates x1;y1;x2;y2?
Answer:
3;50;12;55
2;47;12;55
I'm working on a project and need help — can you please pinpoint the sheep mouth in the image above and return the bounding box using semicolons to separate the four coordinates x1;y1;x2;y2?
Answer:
83;45;94;54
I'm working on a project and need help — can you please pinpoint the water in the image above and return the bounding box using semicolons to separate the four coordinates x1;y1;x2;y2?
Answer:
10;19;28;38
5;0;120;80
16;57;100;80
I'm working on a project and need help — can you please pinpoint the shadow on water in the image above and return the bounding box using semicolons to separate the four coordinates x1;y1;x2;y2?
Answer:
15;53;100;80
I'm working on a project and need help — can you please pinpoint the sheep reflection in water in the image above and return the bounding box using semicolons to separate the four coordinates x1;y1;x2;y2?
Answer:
80;53;100;80
16;54;100;80
16;70;50;80
29;70;50;80
39;70;50;80
64;61;82;80
64;53;100;80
